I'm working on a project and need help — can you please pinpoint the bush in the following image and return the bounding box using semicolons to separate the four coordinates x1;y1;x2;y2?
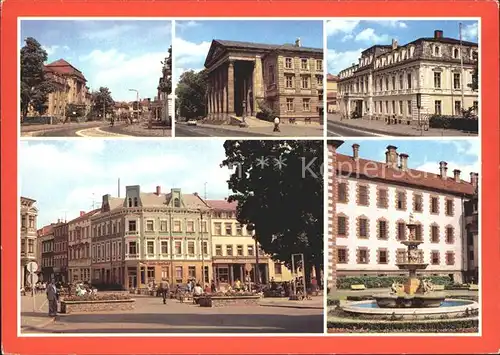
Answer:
336;276;452;289
429;115;478;132
256;100;277;122
327;319;478;332
327;298;340;306
91;283;125;291
63;293;131;302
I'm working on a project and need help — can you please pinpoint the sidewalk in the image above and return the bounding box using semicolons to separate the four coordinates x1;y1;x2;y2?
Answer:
259;296;324;309
20;294;55;330
21;121;104;133
328;117;477;137
199;122;324;137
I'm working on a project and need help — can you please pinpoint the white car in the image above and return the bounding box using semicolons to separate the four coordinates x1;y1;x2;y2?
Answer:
187;119;198;126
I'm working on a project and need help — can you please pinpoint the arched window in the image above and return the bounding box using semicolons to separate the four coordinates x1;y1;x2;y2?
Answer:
174;198;180;208
434;46;440;56
128;198;132;207
133;197;138;207
453;48;459;59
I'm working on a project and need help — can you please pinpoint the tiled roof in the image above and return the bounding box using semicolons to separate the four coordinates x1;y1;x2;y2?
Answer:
68;209;100;224
214;39;322;54
138;192;210;209
336;154;475;196
327;92;337;99
327;74;339;81
205;199;237;211
37;224;55;236
45;59;87;81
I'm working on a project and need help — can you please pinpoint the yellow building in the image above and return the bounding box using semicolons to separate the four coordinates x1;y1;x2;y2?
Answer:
326;74;339;113
206;200;294;286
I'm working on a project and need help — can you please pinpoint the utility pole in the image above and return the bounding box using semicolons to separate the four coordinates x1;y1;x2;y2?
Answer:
204;182;207;200
459;22;465;111
199;209;205;286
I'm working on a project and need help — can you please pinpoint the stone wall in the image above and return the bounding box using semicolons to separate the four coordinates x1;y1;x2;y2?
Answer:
61;299;135;314
199;296;260;307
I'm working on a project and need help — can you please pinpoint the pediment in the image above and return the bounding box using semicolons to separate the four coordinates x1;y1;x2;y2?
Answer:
204;41;226;68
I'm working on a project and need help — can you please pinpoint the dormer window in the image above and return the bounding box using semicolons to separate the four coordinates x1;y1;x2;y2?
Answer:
128;198;132;207
133;197;138;207
173;198;180;208
434;46;440;56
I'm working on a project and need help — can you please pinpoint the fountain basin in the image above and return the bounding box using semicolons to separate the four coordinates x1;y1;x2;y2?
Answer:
395;263;429;270
373;292;446;308
341;298;479;320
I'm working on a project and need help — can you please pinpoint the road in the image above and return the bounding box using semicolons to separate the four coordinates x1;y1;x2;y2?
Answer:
175;123;272;137
327;120;389;137
26;123;170;137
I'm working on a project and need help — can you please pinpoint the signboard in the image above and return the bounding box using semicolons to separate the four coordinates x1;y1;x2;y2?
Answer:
26;261;38;273
245;263;253;272
28;273;39;286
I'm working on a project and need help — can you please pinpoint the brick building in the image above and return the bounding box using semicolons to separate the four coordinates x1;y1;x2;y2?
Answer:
204;38;323;123
37;223;56;282
68;209;99;283
53;220;69;282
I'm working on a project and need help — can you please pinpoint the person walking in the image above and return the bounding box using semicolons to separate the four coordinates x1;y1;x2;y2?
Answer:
273;116;280;132
46;280;58;317
159;278;170;305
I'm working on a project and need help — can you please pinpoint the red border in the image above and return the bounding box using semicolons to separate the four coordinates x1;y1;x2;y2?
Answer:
2;1;499;354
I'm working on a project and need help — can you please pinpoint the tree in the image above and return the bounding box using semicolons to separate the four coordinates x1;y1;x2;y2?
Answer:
20;37;56;118
91;87;114;119
158;45;172;95
175;69;207;119
221;140;324;287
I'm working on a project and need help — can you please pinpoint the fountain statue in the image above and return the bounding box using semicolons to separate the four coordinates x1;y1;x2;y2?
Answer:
373;214;446;308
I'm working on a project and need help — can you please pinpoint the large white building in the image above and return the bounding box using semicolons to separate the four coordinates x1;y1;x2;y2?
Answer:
337;30;478;121
328;143;477;287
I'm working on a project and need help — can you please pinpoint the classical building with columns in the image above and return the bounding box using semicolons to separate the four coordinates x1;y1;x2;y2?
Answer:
328;143;478;288
204;38;324;123
68;209;99;283
90;186;213;289
20;197;38;287
336;30;478;122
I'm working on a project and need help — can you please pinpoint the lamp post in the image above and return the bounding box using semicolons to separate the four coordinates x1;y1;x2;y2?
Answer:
343;93;349;120
128;89;139;120
198;209;206;286
246;223;260;285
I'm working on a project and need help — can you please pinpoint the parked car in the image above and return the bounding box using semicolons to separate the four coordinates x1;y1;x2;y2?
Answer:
187;119;197;126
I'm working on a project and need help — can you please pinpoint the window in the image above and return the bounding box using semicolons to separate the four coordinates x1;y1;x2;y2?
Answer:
337;248;347;263
175;241;182;255
473;101;479;113
286;98;294;111
247;245;254;256
396;191;406;210
431;225;439;243
399;75;403;89
399;101;403;115
215;245;222;256
128;241;137;255
128;220;137;232
146;220;154;232
445;199;454;216
268;65;275;84
236;224;243;235
407;100;412;115
378;220;388;239
301;76;310;89
407;73;412;89
147;267;155;281
175;266;183;281
385;101;389;113
226;245;233;256
454;101;461;115
453;73;461;90
337;216;347;237
397;222;406;240
236;245;244;256
358;185;369;206
285;75;294;88
161;241;168;254
188;266;196;278
225;223;232;235
316;75;323;86
431;251;440;265
338;183;347;202
21;215;26;228
379;78;383;91
201;221;208;233
415;224;423;241
446;252;455;265
385;77;389;91
160;220;168;232
431;197;439;213
214;223;222;235
434;72;441;88
391;76;395;90
469;250;474;260
434;100;442;115
202;241;208;255
28;239;34;253
316;59;323;71
358;249;368;264
413;194;423;212
446;227;454;244
302;98;311;111
173;220;181;232
274;262;282;275
173;198;180;207
434;46;440;56
377;188;388;208
147;241;154;255
285;57;293;69
187;241;195;255
378;250;388;263
358;218;368;238
453;48;459;58
300;58;308;70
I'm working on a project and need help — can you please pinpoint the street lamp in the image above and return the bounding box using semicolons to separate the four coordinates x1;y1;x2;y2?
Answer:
246;223;260;285
128;89;139;120
198;209;206;286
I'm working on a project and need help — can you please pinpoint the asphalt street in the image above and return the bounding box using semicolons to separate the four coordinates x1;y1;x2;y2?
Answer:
175;124;271;137
327;121;389;137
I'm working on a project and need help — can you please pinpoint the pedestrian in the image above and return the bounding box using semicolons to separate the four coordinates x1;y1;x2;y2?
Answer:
273;116;280;132
159;278;170;304
46;280;58;317
210;280;217;293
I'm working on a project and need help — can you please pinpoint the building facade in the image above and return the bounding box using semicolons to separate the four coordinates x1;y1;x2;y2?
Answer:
91;186;213;289
337;30;478;121
68;210;99;283
327;74;339;113
464;188;479;283
53;220;69;282
20;197;38;287
329;144;477;286
204;38;323;123
38;224;56;282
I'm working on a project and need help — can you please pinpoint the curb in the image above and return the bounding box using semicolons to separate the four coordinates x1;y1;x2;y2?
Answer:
21;122;104;135
328;120;414;136
259;304;323;310
21;316;56;332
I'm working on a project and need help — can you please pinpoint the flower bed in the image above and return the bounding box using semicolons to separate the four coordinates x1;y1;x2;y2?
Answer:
337;276;452;289
60;294;135;314
327;318;478;333
197;293;261;307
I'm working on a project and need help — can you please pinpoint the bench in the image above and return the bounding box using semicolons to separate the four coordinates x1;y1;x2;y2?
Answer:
433;284;445;291
350;284;366;291
468;284;479;291
288;118;296;124
304;117;311;124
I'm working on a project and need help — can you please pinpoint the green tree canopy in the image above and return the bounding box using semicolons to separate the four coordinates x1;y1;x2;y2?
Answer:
221;140;324;286
20;37;56;117
158;45;172;95
91;87;114;118
175;69;207;119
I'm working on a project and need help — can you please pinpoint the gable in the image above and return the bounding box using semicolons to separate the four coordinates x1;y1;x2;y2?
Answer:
204;41;227;68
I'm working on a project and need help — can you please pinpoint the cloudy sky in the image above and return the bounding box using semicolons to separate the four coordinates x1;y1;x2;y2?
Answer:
174;20;323;87
20;20;172;101
19;140;233;227
326;19;479;74
336;139;480;180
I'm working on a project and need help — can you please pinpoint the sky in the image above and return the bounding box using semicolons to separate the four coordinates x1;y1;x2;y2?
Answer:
174;20;323;87
336;139;480;180
20;20;172;102
19;140;234;227
326;19;479;74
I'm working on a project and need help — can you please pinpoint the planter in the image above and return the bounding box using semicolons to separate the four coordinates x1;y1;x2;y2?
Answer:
60;299;135;314
197;295;260;307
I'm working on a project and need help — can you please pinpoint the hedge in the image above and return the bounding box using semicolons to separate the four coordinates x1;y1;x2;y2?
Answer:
429;115;478;132
337;276;452;289
63;293;131;301
327;319;478;332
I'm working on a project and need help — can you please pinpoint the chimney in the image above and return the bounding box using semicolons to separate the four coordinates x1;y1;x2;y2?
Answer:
385;145;399;168
453;169;461;182
439;161;448;179
399;153;409;171
434;30;443;39
392;38;398;50
80;211;85;217
352;144;360;160
470;172;479;188
57;218;60;223
156;186;161;195
295;37;301;47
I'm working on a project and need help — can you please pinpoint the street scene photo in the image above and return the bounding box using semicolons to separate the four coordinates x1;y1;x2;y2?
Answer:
326;20;479;137
326;139;480;333
20;20;173;137
174;20;325;137
19;140;325;334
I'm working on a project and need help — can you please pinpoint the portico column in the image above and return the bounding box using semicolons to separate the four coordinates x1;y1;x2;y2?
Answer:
219;69;225;114
227;60;235;113
21;262;25;287
347;99;351;118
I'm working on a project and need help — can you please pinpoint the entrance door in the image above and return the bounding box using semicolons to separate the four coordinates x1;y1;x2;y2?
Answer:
128;275;137;289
